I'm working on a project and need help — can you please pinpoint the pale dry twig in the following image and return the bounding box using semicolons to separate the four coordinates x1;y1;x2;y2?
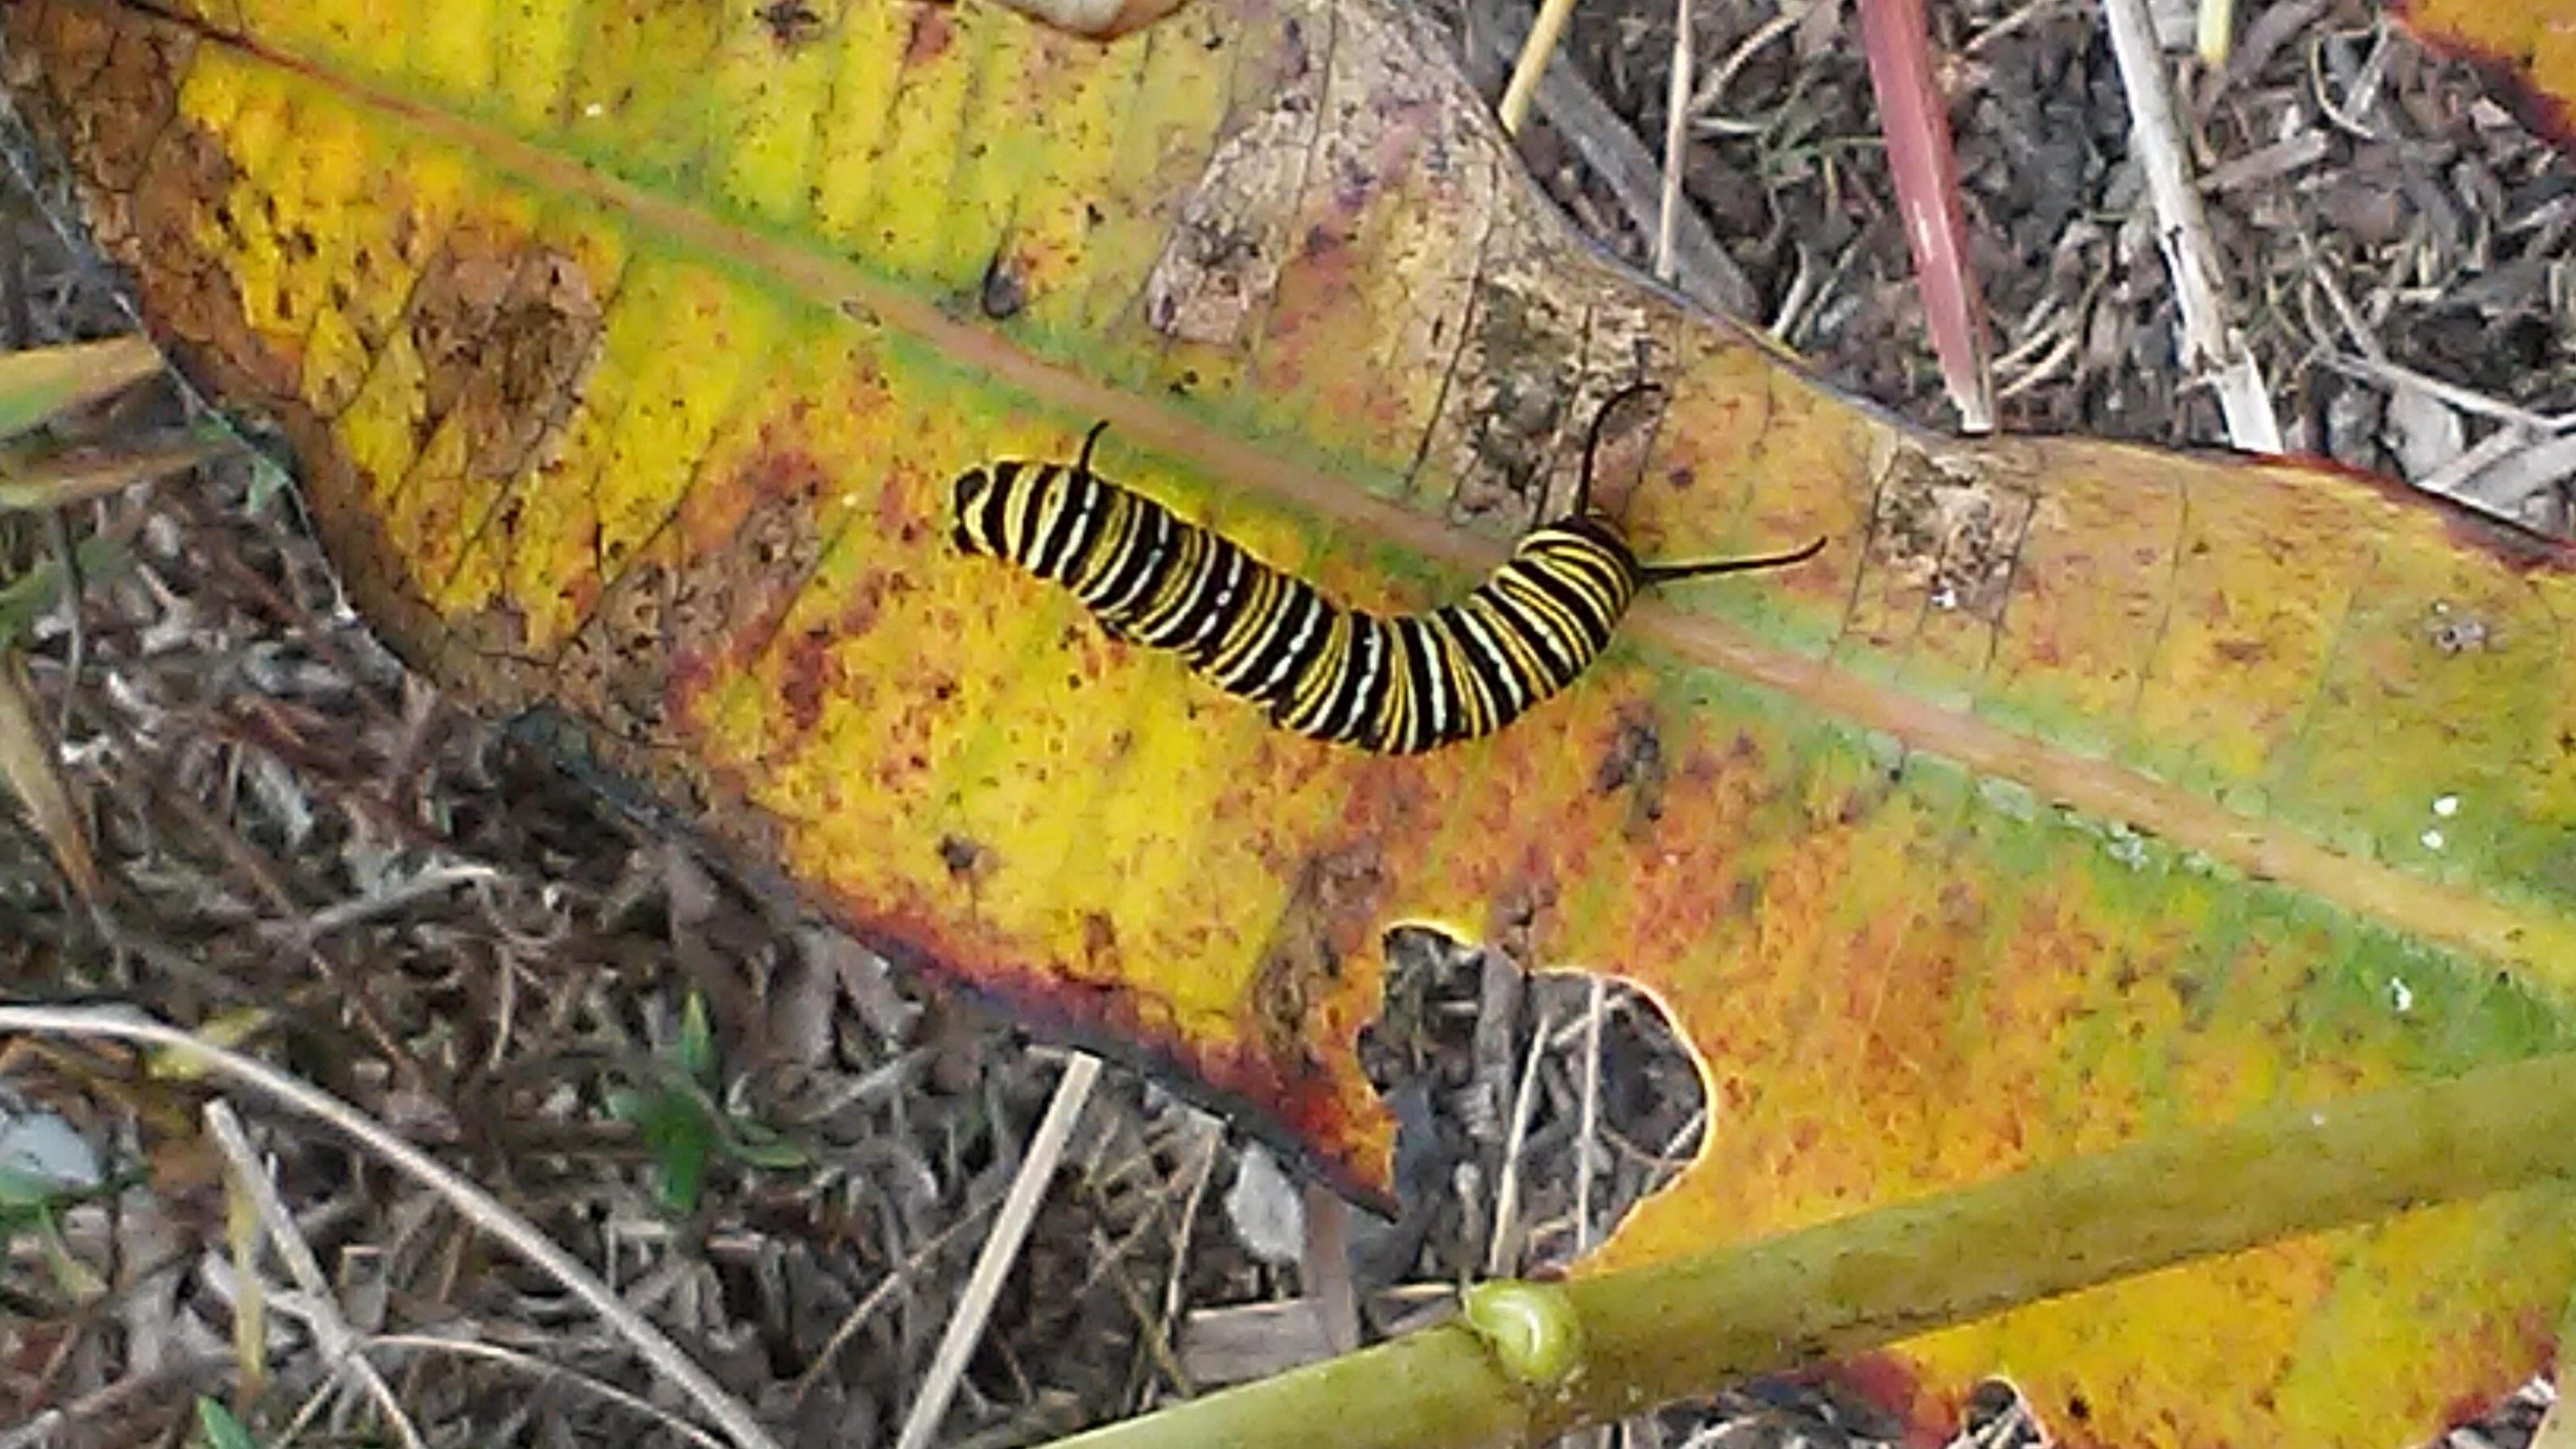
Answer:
2099;0;2281;451
894;1049;1103;1449
203;1100;426;1449
0;1004;782;1449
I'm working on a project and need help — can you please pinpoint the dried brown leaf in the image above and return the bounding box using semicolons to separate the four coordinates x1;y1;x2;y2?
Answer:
0;649;96;902
0;336;164;443
0;436;228;513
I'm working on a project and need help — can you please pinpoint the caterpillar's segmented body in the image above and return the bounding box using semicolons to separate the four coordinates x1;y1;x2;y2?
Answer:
951;397;1823;754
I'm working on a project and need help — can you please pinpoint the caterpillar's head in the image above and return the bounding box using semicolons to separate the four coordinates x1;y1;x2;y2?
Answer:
951;466;994;555
1553;511;1638;561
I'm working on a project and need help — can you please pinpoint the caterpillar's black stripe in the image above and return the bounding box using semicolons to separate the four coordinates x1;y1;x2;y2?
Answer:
952;393;1825;754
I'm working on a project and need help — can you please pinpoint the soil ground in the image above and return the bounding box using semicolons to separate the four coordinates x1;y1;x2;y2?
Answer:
1488;0;2576;533
1;1;2570;1447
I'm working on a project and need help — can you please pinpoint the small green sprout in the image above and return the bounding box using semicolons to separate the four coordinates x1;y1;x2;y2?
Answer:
195;1397;259;1449
606;993;808;1213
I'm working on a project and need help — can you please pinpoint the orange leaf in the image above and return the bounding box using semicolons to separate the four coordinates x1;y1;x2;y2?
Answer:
2396;0;2576;147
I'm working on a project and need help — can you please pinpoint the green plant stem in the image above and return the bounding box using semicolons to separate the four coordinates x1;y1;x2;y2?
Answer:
1056;1051;2576;1449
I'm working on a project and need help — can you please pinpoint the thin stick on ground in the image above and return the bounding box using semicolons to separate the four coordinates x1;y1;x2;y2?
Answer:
789;1203;991;1411
361;1334;731;1449
2098;0;2281;452
1496;0;1580;136
1653;0;1692;283
1484;1000;1555;1278
1084;1219;1199;1399
2315;349;2576;436
1574;977;1607;1254
1686;2;1806;117
1158;1118;1223;1335
202;1100;427;1449
0;1004;782;1449
894;1048;1104;1449
1464;0;1752;315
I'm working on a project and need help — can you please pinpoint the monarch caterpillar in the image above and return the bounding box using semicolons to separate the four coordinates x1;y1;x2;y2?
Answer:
950;386;1826;753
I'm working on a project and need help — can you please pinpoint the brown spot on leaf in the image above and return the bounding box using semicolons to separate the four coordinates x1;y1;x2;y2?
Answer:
555;530;679;756
833;570;906;642
904;7;952;64
979;246;1028;320
1451;354;1575;524
776;624;835;738
10;14;122;252
1869;447;2033;621
757;0;826;49
2212;636;2269;666
6;6;100;105
1250;843;1387;1056
134;126;307;405
663;448;833;708
404;221;537;448
1593;711;1668;836
1081;912;1119;973
1143;64;1327;347
453;252;607;481
1484;877;1558;967
938;834;985;878
1727;874;1761;918
73;17;188;195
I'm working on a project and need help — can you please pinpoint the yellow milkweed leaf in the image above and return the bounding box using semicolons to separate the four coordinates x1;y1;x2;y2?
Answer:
7;2;2576;1446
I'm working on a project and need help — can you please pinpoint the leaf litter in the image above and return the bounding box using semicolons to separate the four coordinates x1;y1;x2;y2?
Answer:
5;1;2575;1447
1470;0;2576;534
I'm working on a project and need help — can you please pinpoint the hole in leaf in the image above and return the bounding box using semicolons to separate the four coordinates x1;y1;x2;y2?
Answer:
1355;923;1709;1292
